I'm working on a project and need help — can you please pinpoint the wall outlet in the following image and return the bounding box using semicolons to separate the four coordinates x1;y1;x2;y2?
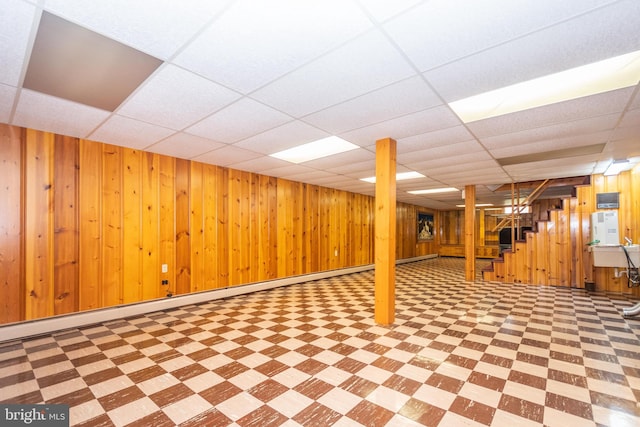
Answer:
161;264;168;273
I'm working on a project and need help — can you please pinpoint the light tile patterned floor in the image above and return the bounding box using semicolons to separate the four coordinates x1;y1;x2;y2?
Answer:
2;257;640;426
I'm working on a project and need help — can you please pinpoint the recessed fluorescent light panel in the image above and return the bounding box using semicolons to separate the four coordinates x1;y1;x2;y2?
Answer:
449;50;640;123
360;171;425;183
408;187;459;195
456;203;494;207
269;136;359;164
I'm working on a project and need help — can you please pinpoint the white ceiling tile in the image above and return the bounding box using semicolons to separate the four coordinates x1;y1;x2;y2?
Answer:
303;76;442;134
0;84;17;123
0;0;35;86
398;140;487;164
395;126;474;152
250;29;416;117
232;121;329;154
479;114;619;151
466;88;633;138
618;108;640;129
145;132;226;160
173;0;373;93
601;139;640;160
301;148;374;169
326;159;376;176
192;145;262;167
257;164;320;180
89;114;175;149
423;1;640;101
13;89;111;138
421;160;498;177
185;98;292;144
43;0;230;59
340;106;462;147
117;64;241;130
227;155;293;174
385;0;615;73
358;0;423;22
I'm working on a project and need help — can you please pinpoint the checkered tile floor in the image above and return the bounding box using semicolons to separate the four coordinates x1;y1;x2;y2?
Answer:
2;257;640;426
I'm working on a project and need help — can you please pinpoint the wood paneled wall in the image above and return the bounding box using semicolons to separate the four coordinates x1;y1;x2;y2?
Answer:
0;124;434;324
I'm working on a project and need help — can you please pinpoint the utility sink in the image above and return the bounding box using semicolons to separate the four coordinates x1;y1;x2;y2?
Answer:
590;244;640;268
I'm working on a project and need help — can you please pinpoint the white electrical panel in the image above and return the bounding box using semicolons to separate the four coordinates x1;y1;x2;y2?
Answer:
591;211;619;245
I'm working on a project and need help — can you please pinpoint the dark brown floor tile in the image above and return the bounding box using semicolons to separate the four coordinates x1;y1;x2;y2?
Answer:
347;400;394;427
237;404;289;427
296;343;324;357
294;377;333;400
295;358;327;375
398;398;447;427
48;387;96;406
293;401;341;426
450;396;495;425
150;383;195;408
171;363;208;381
382;374;421;395
507;370;547;390
200;381;242;406
99;385;145;411
333;357;366;374
445;354;478;370
546;392;594;420
371;356;404;373
37;368;81;388
585;367;628;385
30;353;69;369
498;394;544;424
0;389;43;404
0;370;35;387
548;369;588;388
224;346;254;360
467;371;506;392
214;361;250;379
149;349;182;364
516;351;549;367
425;372;464;394
127;365;167;384
248;379;289;402
254;360;288;377
71;352;108;367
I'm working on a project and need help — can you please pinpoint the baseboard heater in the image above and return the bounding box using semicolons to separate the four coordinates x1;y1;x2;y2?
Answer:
0;254;438;343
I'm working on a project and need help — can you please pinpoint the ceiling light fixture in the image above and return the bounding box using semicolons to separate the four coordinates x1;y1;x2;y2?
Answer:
455;203;494;208
269;136;359;164
449;49;640;123
603;159;630;176
360;171;425;183
408;187;459;195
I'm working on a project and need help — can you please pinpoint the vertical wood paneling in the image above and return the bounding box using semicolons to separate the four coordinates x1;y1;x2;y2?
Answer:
101;144;122;307
79;140;102;310
159;155;176;296
175;158;190;295
141;152;160;300
217;167;229;287
122;149;142;303
202;164;218;290
0;125;24;323
53;135;79;315
24;130;55;319
190;162;204;292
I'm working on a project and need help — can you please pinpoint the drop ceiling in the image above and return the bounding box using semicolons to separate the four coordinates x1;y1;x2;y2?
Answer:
2;0;639;210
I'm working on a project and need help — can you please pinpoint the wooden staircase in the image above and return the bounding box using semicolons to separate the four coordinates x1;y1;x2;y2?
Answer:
482;196;589;287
